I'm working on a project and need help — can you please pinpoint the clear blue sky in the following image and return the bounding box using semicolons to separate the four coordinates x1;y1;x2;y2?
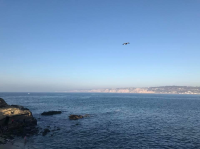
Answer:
0;0;200;92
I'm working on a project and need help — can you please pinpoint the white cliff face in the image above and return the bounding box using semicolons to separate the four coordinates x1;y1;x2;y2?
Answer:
65;88;155;93
65;86;200;94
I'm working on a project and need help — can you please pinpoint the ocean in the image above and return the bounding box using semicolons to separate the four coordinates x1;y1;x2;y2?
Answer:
1;93;200;149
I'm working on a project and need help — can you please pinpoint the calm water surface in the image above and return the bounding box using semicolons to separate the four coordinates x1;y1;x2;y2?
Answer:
1;93;200;149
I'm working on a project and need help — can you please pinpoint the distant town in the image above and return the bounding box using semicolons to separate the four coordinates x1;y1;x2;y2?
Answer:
66;86;200;94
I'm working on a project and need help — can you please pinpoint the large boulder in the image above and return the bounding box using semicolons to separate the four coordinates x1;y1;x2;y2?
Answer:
0;98;36;126
41;111;62;116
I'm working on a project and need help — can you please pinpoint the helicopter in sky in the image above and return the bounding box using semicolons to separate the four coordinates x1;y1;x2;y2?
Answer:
122;42;130;45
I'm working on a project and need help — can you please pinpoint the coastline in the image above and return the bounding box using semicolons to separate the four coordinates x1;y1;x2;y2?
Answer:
0;98;38;149
62;86;200;94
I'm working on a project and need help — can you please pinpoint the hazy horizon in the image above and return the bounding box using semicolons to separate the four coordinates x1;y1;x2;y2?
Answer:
1;0;200;92
1;85;200;93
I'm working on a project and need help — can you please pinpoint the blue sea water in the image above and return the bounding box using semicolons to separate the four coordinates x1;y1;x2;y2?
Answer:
1;93;200;149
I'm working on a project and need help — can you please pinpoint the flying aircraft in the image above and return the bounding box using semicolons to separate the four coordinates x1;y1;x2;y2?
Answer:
122;42;130;45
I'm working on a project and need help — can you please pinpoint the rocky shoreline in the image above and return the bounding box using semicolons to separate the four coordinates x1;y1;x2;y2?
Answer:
0;97;90;148
0;98;38;145
0;98;90;144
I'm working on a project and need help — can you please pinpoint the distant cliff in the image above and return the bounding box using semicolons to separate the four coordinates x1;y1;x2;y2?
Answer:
65;86;200;94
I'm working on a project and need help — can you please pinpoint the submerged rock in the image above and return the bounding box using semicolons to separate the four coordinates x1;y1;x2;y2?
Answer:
41;111;62;116
69;115;83;120
42;128;50;136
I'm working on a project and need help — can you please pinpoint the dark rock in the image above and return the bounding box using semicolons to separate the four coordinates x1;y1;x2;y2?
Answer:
11;105;29;110
4;116;10;126
41;111;62;116
69;115;83;120
7;135;14;140
0;98;8;108
25;127;31;131
42;128;50;136
31;118;37;125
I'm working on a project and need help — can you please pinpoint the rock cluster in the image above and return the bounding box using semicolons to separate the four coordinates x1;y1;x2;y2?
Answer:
0;99;36;126
0;97;91;144
0;98;38;142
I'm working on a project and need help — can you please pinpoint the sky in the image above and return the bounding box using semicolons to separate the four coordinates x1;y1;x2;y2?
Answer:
0;0;200;92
